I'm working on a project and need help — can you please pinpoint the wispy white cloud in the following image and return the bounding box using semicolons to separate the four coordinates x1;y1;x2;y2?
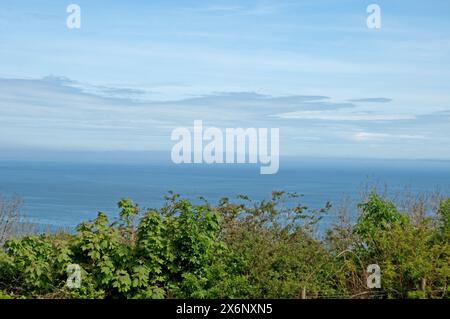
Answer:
186;5;244;13
0;76;448;159
349;98;392;103
184;0;297;16
351;132;426;142
273;111;416;121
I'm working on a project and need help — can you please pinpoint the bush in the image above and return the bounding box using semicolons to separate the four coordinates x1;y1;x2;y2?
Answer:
337;192;450;298
0;195;23;246
0;191;448;299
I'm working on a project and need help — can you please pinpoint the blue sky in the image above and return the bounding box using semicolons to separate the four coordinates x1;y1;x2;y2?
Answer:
0;0;450;159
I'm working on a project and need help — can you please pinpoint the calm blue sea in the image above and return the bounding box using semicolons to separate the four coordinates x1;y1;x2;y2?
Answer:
0;158;449;228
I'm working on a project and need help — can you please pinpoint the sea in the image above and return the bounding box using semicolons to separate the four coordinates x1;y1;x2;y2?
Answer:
0;157;449;229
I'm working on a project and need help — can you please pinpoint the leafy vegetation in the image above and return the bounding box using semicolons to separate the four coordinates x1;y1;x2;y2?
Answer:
0;191;449;299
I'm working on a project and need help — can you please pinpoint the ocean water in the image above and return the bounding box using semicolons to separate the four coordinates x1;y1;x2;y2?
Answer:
0;158;449;228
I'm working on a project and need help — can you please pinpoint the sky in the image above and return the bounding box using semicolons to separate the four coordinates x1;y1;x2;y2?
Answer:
0;0;450;159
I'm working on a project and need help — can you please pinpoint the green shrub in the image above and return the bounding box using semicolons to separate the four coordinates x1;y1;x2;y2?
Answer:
0;191;448;299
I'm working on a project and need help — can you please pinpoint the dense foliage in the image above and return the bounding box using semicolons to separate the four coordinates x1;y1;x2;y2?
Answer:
0;191;449;299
